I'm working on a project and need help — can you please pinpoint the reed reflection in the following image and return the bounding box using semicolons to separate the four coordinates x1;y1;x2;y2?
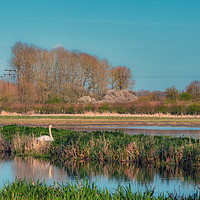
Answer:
0;156;199;188
52;159;200;187
0;153;12;170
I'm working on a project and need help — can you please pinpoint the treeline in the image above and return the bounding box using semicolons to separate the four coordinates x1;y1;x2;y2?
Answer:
1;79;199;115
0;94;200;115
133;81;200;115
0;42;200;115
9;42;133;103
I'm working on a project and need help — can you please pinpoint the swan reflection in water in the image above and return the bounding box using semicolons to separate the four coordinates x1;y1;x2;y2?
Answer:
0;155;199;195
9;156;200;185
12;157;68;182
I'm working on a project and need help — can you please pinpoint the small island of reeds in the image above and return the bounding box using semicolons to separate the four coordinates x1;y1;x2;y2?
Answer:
0;125;200;170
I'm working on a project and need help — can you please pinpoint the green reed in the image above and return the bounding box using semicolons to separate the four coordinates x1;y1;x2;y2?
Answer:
1;125;200;170
0;178;199;200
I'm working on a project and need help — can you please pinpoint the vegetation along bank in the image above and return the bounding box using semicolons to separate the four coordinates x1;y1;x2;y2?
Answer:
0;178;199;200
0;125;200;171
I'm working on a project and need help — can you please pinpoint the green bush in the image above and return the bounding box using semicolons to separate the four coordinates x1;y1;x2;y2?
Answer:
85;103;95;112
98;103;109;113
167;104;182;115
47;97;63;104
67;106;75;114
179;92;192;101
157;105;167;114
186;104;200;115
111;105;127;114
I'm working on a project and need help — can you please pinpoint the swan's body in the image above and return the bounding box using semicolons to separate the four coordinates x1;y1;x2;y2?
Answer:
37;125;54;142
37;135;54;142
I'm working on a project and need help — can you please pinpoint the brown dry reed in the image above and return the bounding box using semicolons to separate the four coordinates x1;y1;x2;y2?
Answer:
0;133;11;153
12;133;51;155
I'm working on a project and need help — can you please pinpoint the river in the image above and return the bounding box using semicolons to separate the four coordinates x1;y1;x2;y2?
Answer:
0;155;199;196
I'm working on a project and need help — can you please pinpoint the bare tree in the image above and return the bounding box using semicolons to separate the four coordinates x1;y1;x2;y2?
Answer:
165;86;179;101
110;66;134;90
186;80;200;100
0;80;18;103
10;42;134;103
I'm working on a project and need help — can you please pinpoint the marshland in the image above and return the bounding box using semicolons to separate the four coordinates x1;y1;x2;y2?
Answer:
1;51;200;199
0;124;200;199
2;0;200;197
0;20;200;199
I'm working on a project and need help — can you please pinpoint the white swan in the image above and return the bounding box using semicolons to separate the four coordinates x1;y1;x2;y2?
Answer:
37;125;54;142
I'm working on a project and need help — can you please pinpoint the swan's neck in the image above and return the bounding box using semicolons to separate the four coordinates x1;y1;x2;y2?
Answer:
49;126;53;139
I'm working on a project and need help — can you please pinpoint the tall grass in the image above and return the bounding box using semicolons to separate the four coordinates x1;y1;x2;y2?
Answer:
1;125;200;170
12;133;51;155
0;133;11;153
0;178;199;200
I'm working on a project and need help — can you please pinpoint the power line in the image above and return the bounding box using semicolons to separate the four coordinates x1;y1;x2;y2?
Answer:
134;75;199;79
4;69;16;83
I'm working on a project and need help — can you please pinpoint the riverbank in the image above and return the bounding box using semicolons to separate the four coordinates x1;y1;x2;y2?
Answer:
0;112;200;127
1;178;199;200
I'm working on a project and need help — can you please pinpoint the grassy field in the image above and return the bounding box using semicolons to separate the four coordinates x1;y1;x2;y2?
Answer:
0;115;200;126
0;178;199;200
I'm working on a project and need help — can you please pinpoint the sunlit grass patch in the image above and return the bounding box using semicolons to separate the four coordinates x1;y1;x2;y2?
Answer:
0;178;199;200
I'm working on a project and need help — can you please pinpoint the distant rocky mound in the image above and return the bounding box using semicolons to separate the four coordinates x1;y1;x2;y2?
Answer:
77;90;138;104
100;90;138;103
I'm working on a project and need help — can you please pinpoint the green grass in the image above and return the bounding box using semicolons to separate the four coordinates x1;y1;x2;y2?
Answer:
1;125;200;170
0;178;199;200
0;115;200;122
1;115;200;129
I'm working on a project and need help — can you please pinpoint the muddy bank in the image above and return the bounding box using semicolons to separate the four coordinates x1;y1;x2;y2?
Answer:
0;114;200;127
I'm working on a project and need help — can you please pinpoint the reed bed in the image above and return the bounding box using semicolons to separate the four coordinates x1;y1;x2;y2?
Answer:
0;133;11;153
0;178;199;200
12;133;51;155
1;125;200;170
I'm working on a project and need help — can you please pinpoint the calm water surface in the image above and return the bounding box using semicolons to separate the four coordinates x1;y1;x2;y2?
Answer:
0;156;199;196
6;125;200;138
58;125;200;139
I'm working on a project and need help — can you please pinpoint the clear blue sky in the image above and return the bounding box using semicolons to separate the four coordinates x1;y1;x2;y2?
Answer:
0;0;200;91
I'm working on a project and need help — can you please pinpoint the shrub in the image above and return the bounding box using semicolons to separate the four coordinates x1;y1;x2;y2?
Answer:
76;105;84;114
127;104;136;114
98;103;110;113
167;104;182;115
85;103;95;112
179;92;192;101
157;105;167;114
186;104;200;115
115;105;127;114
47;97;63;104
67;106;75;114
